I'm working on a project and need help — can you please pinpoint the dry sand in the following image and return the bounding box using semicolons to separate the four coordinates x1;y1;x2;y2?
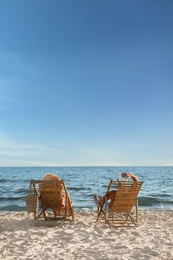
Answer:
0;210;173;260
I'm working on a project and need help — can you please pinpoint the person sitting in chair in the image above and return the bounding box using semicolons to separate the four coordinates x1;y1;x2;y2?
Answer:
40;173;66;215
94;172;138;209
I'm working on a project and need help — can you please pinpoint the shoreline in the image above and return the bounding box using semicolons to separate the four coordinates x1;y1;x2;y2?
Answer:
0;209;173;259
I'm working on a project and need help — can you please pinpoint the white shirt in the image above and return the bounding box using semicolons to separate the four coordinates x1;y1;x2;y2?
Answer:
117;175;129;182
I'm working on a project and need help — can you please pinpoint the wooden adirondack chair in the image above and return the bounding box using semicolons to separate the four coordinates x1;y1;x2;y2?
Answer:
26;179;74;226
96;180;143;227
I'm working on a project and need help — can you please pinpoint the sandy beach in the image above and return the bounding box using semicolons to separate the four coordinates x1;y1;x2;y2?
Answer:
0;210;173;260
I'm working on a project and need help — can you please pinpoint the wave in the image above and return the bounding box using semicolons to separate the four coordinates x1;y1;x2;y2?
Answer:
68;187;86;191
139;196;173;207
15;189;29;194
0;179;31;184
0;196;26;201
0;205;26;211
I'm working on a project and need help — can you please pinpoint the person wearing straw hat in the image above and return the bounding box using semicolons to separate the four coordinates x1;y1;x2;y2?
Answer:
40;173;66;213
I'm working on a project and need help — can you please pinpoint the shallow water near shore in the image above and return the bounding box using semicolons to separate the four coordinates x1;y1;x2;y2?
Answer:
0;166;173;211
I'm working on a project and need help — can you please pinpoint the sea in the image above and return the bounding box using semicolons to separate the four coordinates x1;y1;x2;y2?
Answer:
0;166;173;212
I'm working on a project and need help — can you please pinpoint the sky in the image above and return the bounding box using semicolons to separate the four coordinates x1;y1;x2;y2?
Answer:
0;0;172;167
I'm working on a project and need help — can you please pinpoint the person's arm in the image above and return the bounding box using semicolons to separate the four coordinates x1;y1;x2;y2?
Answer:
121;172;139;182
130;173;138;182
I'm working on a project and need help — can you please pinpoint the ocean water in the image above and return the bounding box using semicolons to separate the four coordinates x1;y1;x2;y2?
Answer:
0;166;173;212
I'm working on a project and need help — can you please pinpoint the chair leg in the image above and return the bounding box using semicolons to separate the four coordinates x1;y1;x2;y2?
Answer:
97;207;102;222
127;212;137;226
105;210;108;222
97;205;105;222
136;199;139;224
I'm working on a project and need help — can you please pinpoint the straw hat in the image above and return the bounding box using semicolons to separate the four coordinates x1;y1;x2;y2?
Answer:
43;173;60;181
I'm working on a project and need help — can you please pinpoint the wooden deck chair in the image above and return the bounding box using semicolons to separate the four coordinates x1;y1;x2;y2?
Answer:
96;180;143;227
26;179;74;226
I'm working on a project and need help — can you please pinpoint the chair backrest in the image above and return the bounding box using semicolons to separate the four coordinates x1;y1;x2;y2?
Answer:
39;180;64;210
108;181;143;213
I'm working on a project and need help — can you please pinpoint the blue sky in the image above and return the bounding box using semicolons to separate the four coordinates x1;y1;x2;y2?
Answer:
0;0;172;166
